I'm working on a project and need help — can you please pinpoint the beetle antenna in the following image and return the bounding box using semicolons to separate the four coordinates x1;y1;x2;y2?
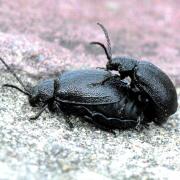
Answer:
97;23;112;59
90;23;112;62
90;41;111;61
2;84;30;95
0;57;30;95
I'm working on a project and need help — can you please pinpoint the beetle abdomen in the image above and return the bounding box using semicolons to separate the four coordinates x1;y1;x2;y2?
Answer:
92;97;141;120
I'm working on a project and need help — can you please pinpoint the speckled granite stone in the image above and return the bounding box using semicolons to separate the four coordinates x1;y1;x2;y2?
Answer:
0;1;179;179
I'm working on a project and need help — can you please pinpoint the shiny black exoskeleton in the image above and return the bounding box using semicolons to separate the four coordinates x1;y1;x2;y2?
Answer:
90;23;178;125
0;57;146;131
0;22;178;131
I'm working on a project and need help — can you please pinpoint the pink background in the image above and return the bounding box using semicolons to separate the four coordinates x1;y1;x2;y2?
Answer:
0;0;179;85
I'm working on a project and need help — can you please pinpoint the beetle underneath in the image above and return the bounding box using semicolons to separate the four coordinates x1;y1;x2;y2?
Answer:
0;24;178;132
1;57;150;132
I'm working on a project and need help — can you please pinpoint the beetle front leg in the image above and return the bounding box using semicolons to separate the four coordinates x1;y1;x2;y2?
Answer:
90;74;121;86
30;104;48;120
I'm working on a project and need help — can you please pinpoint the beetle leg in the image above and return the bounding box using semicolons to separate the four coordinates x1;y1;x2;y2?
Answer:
90;77;111;86
74;106;115;134
30;104;48;120
49;100;63;114
92;112;138;129
65;117;74;129
74;105;138;130
73;105;92;116
84;115;116;135
51;101;74;129
91;74;120;86
135;113;144;131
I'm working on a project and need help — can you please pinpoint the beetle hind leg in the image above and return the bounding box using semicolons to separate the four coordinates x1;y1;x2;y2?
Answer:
93;112;138;130
74;105;138;131
84;115;116;135
74;105;115;134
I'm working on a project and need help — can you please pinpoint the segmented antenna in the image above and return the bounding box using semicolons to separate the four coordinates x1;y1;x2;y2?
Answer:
2;84;30;95
97;23;112;59
90;23;112;62
0;57;30;95
90;41;111;60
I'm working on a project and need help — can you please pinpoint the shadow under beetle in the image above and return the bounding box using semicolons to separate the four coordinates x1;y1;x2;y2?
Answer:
0;23;178;131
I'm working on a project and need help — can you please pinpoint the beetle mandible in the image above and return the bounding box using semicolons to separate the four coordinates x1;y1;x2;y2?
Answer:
90;23;178;125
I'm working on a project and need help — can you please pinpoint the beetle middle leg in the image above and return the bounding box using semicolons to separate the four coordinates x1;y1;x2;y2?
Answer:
50;101;74;129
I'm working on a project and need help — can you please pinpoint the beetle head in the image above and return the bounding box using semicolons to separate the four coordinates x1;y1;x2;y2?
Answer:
106;57;137;72
0;58;55;107
28;79;54;107
90;23;138;75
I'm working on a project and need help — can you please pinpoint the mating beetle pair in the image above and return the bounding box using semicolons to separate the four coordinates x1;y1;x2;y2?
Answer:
0;23;178;131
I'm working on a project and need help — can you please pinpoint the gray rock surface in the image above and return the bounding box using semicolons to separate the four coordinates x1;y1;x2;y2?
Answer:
0;0;180;179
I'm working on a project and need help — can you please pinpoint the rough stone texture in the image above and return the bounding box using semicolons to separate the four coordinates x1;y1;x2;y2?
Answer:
0;1;179;180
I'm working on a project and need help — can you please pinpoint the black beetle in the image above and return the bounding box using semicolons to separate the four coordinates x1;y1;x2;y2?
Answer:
0;22;178;131
90;23;178;125
1;57;151;131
